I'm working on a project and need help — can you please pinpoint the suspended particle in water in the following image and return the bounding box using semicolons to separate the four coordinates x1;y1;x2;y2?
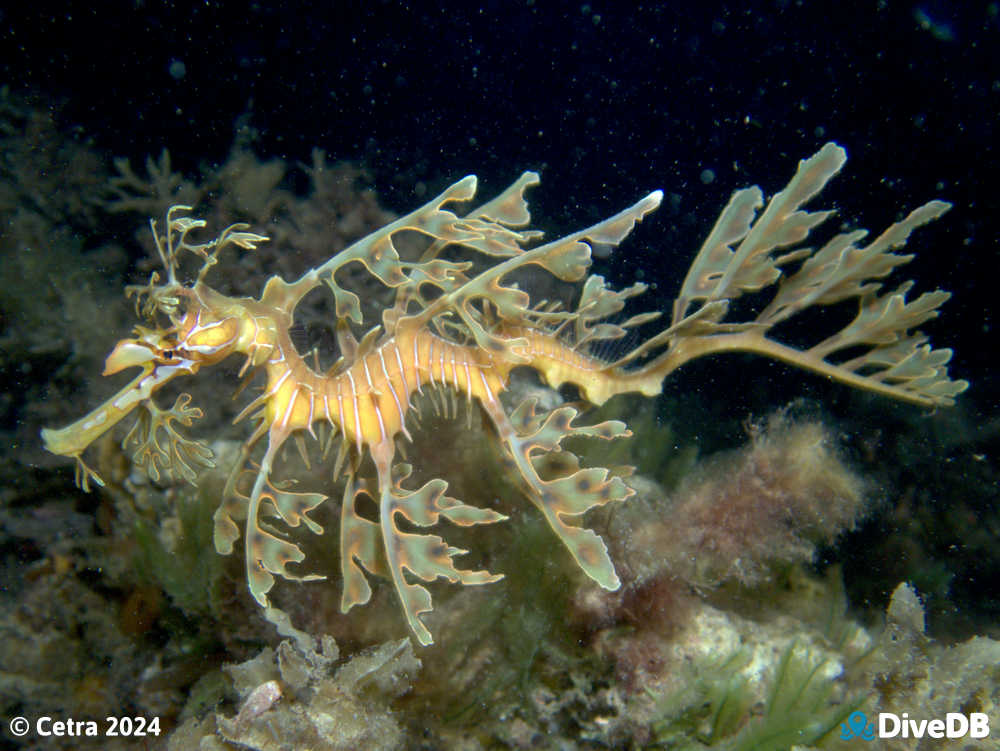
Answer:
168;59;187;80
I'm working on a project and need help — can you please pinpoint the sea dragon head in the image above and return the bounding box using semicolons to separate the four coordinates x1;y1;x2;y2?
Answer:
41;206;269;490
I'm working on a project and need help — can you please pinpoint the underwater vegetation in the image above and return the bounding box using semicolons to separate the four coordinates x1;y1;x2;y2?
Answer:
572;412;867;630
659;413;867;589
630;579;1000;751
647;641;865;750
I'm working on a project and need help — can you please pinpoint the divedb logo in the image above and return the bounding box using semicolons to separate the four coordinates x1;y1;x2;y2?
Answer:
840;710;990;741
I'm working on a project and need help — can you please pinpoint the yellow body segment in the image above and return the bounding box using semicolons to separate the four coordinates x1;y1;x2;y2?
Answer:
257;320;646;457
316;329;507;451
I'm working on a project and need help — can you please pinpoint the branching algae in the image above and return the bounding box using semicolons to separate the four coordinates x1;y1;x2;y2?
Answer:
42;144;967;646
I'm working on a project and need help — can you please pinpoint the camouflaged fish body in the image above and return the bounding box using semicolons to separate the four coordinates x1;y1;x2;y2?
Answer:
41;144;967;645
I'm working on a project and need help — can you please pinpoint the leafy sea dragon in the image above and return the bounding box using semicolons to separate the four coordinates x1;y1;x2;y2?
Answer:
41;144;968;646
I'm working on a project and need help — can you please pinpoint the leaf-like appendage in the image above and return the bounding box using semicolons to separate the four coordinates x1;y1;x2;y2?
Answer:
144;205;270;286
339;467;506;646
490;398;633;591
309;174;495;328
760;200;951;325
383;474;506;645
246;523;323;608
641;143;967;408
243;475;327;611
123;393;214;484
213;497;243;555
340;476;388;612
386;524;503;646
571;275;657;350
810;285;948;357
673;143;846;322
509;399;632;452
260;483;327;535
398;187;661;362
72;455;106;493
